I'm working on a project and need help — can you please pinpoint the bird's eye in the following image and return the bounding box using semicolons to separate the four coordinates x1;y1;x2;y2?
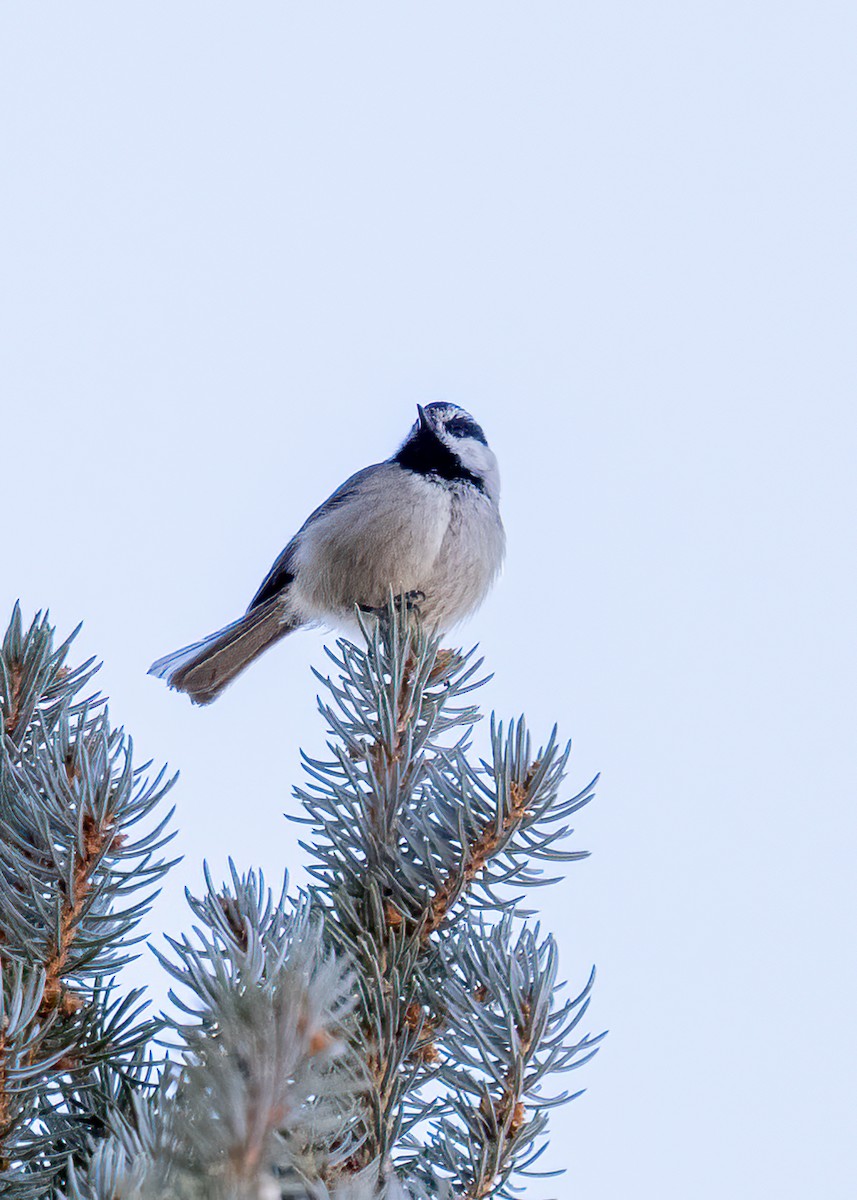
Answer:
445;415;487;445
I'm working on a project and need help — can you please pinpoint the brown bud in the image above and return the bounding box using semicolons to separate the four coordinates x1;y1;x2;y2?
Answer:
59;989;85;1017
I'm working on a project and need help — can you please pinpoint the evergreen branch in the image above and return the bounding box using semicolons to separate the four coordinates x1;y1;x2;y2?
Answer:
40;808;119;1016
420;760;540;942
148;866;364;1198
1;606;99;752
0;606;176;1190
296;601;600;1194
1;597;600;1198
419;917;603;1199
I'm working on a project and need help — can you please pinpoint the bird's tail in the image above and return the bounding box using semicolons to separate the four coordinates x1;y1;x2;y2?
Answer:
148;601;296;705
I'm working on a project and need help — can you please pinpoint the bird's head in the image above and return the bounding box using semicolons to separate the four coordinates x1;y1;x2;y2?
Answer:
395;403;500;501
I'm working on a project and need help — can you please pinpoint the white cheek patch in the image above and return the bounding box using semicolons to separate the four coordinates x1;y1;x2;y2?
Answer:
449;438;499;489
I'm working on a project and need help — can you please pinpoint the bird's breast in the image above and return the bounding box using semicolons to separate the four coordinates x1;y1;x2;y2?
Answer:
290;467;453;621
421;486;505;626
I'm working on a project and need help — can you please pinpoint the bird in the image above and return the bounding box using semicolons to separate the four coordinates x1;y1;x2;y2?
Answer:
148;403;504;705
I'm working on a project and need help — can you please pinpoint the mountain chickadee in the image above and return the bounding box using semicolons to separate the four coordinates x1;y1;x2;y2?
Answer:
149;403;504;704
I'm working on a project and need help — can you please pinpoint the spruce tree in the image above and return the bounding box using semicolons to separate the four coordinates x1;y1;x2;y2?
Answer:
0;602;601;1199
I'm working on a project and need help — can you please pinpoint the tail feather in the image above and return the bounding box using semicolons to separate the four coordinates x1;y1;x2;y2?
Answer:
149;602;296;705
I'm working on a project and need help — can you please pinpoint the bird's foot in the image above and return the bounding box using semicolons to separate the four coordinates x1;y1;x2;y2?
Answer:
359;590;425;617
400;589;426;615
357;591;427;636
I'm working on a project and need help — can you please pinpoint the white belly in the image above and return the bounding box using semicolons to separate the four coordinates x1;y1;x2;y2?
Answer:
289;465;503;629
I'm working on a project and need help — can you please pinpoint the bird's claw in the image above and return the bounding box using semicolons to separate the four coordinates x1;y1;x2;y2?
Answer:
401;590;426;614
358;590;426;621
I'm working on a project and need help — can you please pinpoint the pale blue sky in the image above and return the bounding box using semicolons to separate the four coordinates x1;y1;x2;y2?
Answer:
2;4;855;1197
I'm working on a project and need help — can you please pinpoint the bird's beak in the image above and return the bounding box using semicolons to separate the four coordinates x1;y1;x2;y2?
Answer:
417;404;431;434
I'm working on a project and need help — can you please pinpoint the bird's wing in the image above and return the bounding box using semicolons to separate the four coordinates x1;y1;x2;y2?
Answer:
247;538;299;611
247;464;382;611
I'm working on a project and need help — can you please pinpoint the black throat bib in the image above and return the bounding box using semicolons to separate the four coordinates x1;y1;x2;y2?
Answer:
394;426;485;492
